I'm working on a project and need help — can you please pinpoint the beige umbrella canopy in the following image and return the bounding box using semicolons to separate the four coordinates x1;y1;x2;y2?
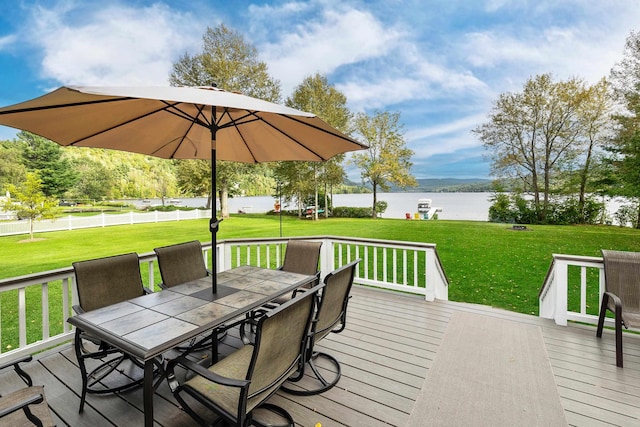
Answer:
0;86;365;161
0;85;367;293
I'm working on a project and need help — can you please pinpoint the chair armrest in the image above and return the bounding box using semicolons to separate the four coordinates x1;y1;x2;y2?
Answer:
604;291;627;328
143;287;153;294
0;356;34;387
72;304;84;314
0;390;44;419
0;355;32;373
167;357;250;389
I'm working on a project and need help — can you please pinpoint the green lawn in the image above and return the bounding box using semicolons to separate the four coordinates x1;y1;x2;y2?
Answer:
1;214;639;328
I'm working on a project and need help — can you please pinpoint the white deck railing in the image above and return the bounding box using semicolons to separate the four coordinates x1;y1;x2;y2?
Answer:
539;254;606;326
0;236;448;365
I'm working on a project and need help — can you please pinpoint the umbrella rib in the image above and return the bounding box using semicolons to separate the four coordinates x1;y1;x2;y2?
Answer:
66;100;209;147
0;97;131;115
161;101;211;128
216;108;259;162
152;103;209;158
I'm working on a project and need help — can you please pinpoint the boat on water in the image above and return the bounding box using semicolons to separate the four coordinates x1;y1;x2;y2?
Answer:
411;198;442;220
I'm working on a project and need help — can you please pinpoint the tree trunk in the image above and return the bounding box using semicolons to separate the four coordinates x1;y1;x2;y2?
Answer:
372;182;378;219
313;166;318;221
578;139;594;223
324;182;329;218
220;189;229;218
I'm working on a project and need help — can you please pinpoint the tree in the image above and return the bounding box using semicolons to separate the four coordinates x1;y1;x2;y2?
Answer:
0;141;27;190
18;132;77;198
607;31;640;227
351;111;417;218
273;161;315;217
572;78;612;222
284;73;352;219
473;74;595;223
3;172;58;240
69;158;114;202
170;24;282;218
176;160;211;207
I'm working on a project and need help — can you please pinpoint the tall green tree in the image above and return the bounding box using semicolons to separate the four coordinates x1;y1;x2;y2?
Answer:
0;141;27;191
284;73;352;219
69;158;114;202
170;24;282;218
473;74;594;222
351;111;417;218
3;172;58;240
607;31;640;227
572;78;612;221
18;131;77;198
176;159;211;207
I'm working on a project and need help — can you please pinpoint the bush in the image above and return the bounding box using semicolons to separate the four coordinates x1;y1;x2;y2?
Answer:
331;206;373;218
488;193;605;225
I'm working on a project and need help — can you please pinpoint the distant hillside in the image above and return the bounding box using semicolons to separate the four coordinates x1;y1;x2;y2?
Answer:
346;178;493;192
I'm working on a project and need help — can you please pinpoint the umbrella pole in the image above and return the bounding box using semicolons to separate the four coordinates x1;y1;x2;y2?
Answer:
210;110;221;294
210;148;219;294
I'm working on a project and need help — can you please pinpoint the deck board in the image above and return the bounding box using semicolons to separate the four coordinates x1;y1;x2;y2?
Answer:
1;285;639;426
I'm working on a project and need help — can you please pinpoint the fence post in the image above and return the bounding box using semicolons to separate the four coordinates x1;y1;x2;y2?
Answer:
553;259;569;326
425;248;435;301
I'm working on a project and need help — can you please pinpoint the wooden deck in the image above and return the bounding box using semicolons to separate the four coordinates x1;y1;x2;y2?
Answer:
2;285;640;426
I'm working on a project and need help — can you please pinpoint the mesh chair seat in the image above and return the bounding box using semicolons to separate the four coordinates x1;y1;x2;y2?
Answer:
154;240;211;289
596;249;640;367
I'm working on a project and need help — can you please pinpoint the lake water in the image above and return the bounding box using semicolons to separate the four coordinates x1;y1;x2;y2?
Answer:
146;192;494;221
137;192;629;223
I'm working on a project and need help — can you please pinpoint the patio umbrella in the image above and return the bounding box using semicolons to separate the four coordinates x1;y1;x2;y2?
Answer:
0;85;367;293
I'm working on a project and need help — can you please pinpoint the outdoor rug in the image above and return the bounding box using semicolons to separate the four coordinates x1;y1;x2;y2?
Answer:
406;311;567;426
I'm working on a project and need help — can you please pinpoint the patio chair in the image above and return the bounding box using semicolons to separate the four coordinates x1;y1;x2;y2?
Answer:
72;252;157;412
166;280;322;427
597;249;640;367
240;240;321;344
154;240;226;349
0;355;55;427
154;240;212;289
282;259;360;396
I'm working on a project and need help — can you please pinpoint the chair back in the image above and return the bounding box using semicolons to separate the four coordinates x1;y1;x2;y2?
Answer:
246;282;321;402
154;241;209;288
281;240;322;276
73;253;145;312
314;259;360;343
602;249;640;326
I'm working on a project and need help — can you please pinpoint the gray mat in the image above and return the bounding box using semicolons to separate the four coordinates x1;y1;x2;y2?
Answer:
407;311;567;426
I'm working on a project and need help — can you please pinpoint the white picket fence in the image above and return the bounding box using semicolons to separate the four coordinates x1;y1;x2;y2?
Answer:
0;209;212;236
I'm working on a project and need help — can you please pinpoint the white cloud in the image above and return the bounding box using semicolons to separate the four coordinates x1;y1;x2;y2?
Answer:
25;3;205;86
258;6;404;96
0;34;17;50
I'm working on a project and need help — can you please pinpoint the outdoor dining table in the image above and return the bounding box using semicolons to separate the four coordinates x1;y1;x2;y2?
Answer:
67;265;316;427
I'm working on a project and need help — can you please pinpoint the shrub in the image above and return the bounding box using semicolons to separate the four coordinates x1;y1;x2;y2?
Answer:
331;206;373;218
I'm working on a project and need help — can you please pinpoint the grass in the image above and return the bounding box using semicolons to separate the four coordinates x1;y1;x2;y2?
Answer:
1;214;639;350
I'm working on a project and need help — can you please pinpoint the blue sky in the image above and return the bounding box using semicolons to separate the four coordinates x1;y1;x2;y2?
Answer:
0;0;638;180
